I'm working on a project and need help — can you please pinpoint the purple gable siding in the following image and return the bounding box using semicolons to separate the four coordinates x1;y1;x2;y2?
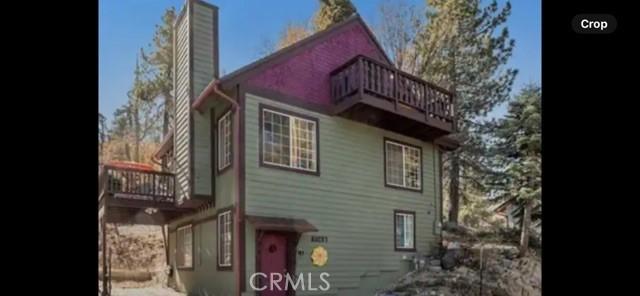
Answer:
247;21;389;107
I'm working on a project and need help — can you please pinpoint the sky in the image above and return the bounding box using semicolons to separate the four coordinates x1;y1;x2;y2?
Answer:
99;0;540;124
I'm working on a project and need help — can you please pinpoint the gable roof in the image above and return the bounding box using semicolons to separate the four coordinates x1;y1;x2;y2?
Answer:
218;14;392;89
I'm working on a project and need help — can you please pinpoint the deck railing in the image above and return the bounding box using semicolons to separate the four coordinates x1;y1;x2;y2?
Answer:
99;165;175;203
330;55;455;129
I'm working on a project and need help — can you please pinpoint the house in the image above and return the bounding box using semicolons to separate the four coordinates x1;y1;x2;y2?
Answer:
98;1;458;295
491;198;541;235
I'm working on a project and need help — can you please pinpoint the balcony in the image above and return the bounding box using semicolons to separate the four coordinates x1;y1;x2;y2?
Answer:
99;164;190;225
330;55;455;140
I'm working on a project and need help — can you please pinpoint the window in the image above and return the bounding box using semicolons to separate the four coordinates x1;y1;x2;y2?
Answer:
261;106;318;173
385;139;422;190
217;210;232;268
394;211;415;251
176;225;193;268
218;110;232;171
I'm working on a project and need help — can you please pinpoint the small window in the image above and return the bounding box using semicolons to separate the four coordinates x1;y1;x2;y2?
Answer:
218;110;232;171
385;139;422;190
261;107;318;173
176;224;193;268
217;210;232;268
394;211;415;251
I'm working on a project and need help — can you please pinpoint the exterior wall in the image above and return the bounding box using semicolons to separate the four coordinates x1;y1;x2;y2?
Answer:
174;5;191;203
174;0;218;201
168;98;236;296
192;1;218;197
246;21;389;107
243;93;441;295
169;208;235;296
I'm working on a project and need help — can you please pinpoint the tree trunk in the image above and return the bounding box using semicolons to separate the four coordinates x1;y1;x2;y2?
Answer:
519;200;532;257
448;152;460;224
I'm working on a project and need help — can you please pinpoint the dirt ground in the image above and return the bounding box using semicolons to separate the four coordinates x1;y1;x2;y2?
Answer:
109;286;185;296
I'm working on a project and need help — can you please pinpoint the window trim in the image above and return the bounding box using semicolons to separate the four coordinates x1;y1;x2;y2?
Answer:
394;210;416;252
217;208;233;270
217;108;233;174
176;224;194;270
383;137;423;192
258;103;320;176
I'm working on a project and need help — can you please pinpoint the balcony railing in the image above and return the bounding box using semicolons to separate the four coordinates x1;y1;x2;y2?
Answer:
99;165;175;203
330;55;455;131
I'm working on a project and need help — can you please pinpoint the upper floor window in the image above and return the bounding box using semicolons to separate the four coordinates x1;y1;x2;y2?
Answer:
385;139;422;191
261;106;318;173
217;210;232;268
218;110;232;171
176;224;193;269
394;210;415;251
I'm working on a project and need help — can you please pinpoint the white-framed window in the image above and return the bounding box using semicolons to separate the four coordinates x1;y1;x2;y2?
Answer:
217;210;232;268
394;211;415;250
385;139;421;190
176;224;193;268
261;107;317;173
218;110;232;171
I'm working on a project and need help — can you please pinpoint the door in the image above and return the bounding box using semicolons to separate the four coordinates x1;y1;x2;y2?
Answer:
259;232;288;296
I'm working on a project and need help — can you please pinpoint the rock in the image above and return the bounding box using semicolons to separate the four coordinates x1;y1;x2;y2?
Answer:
429;259;441;266
441;247;463;270
428;265;442;272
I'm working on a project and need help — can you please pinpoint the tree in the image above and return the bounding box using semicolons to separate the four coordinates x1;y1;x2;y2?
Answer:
107;54;162;163
277;22;312;50
415;0;518;225
375;0;423;74
142;8;176;137
313;0;356;31
99;112;107;162
487;85;541;256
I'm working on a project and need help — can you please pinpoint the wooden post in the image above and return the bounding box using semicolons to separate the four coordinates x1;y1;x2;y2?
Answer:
101;212;108;296
358;56;364;98
393;69;399;111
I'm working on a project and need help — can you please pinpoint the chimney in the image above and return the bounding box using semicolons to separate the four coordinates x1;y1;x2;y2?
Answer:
173;0;219;205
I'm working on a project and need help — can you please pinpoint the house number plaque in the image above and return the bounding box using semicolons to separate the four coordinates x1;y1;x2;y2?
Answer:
311;236;328;243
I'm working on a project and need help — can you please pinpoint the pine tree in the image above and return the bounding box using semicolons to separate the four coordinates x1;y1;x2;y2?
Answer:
488;85;541;256
313;0;356;31
415;0;518;225
142;8;176;137
109;53;162;163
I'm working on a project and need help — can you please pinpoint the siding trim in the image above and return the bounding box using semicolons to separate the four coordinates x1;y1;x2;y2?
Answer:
176;223;195;270
393;210;417;252
216;106;234;175
210;107;216;207
188;0;196;201
383;137;424;193
258;103;321;176
217;206;234;271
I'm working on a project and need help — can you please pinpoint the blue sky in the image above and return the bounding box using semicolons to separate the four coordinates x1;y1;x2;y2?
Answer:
99;0;540;124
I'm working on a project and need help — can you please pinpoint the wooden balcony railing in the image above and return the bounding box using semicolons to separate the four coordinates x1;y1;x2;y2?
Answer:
99;165;175;203
330;55;455;131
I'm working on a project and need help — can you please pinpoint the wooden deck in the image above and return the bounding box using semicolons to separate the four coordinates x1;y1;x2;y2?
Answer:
330;55;455;140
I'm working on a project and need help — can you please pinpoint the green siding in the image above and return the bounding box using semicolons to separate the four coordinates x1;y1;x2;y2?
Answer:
192;1;218;197
174;5;190;203
169;207;235;296
244;93;441;295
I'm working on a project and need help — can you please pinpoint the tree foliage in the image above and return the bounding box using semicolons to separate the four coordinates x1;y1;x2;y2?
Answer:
277;22;312;50
141;7;176;136
415;0;518;224
313;0;356;31
486;85;541;225
375;0;423;74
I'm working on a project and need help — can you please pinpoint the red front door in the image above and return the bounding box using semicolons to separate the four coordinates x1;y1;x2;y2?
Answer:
259;232;288;296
